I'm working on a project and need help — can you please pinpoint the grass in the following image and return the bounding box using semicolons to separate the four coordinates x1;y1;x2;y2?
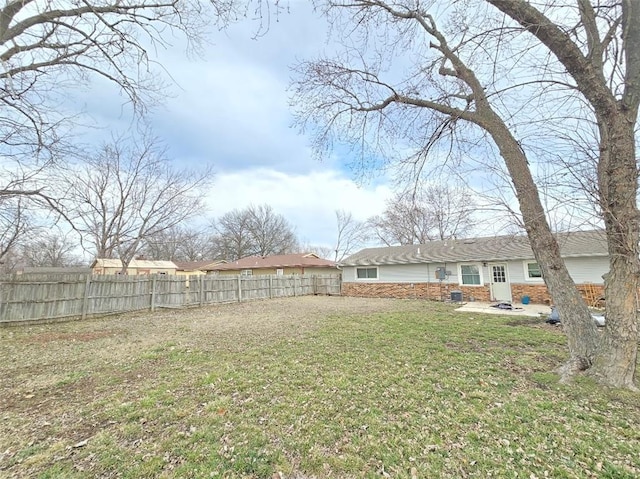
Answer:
1;298;638;478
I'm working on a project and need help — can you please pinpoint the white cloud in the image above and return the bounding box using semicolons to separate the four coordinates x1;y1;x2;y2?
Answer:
205;168;392;247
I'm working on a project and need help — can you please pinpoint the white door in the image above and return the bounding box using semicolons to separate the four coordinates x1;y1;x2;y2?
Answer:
489;263;512;302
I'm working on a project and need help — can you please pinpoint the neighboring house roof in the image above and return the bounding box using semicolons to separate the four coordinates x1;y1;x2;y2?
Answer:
341;230;608;266
91;259;178;269
205;253;337;271
19;266;92;274
174;260;226;272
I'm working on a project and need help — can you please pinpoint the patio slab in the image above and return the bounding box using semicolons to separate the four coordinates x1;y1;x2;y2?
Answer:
454;301;552;318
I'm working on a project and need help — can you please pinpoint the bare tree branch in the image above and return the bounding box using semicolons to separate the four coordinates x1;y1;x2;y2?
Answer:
59;131;213;271
213;204;298;260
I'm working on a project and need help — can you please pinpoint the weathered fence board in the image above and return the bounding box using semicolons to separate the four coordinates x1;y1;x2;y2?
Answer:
0;273;341;324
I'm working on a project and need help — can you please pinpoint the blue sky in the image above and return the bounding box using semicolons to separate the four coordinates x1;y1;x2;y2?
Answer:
71;2;393;249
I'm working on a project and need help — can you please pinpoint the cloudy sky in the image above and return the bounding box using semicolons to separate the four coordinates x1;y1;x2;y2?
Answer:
75;2;394;250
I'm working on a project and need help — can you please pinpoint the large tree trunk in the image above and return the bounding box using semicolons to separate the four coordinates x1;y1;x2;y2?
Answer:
482;113;600;375
589;114;639;389
486;0;640;390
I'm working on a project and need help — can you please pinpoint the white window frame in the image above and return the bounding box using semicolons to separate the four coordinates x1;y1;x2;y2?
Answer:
241;269;253;277
523;260;544;282
355;266;378;280
276;268;284;276
458;263;483;286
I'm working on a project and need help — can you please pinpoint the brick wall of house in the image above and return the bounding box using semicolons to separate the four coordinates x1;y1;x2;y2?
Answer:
342;281;605;305
341;282;440;300
510;284;552;305
511;283;605;306
341;282;491;302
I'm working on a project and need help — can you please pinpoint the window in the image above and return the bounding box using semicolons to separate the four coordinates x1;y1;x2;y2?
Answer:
276;268;284;276
524;261;543;280
460;264;481;285
356;267;378;279
241;269;253;276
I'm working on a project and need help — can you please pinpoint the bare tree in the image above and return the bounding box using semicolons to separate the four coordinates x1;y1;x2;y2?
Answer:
293;1;640;388
214;204;298;260
173;227;219;262
246;204;299;256
0;0;200;197
0;0;285;275
0;197;30;265
368;184;475;246
140;227;184;262
142;225;219;261
333;210;368;262
297;242;334;260
61;133;212;271
19;232;79;267
367;196;431;247
213;210;255;261
0;0;277;271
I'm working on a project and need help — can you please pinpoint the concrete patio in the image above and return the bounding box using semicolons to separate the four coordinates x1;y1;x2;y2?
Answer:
454;301;552;318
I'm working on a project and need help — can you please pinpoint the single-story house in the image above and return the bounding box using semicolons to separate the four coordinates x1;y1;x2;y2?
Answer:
340;230;608;305
174;260;227;279
91;258;178;275
204;253;339;276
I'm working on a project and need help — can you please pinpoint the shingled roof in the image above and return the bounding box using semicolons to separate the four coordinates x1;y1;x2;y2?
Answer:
173;260;226;272
341;230;608;266
91;259;178;269
206;253;336;271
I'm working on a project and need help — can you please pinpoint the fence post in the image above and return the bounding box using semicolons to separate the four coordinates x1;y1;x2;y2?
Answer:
269;275;273;299
150;276;157;312
237;275;242;302
0;278;4;323
293;276;297;297
199;276;204;307
81;274;91;320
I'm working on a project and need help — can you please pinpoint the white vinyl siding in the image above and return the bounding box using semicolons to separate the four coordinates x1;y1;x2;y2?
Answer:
509;257;608;284
563;257;608;284
377;263;432;282
342;256;608;285
342;264;457;283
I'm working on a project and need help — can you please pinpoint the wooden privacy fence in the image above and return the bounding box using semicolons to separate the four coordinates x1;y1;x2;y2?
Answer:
0;273;342;324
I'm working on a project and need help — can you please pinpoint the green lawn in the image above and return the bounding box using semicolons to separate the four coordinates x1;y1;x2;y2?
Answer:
1;297;638;478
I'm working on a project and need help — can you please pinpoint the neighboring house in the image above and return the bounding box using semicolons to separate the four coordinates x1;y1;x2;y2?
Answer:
174;260;227;279
341;230;608;305
91;258;178;275
16;267;92;275
204;253;339;276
